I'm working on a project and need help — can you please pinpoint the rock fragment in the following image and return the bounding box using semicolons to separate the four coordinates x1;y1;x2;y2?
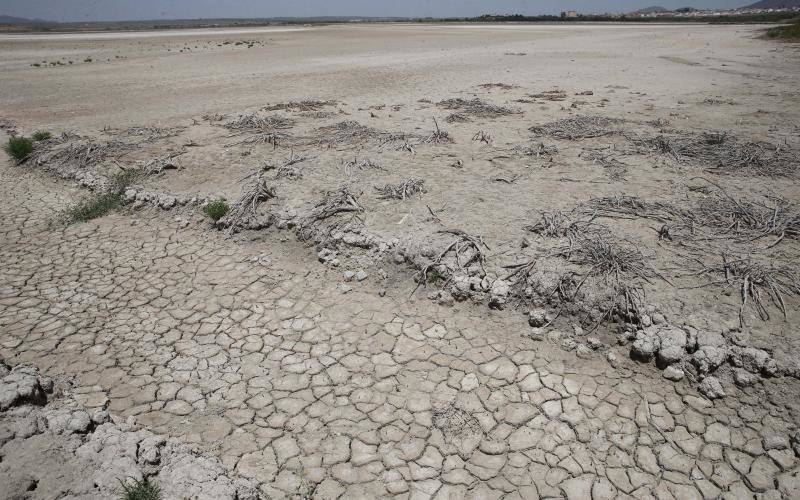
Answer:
698;377;725;400
663;365;684;381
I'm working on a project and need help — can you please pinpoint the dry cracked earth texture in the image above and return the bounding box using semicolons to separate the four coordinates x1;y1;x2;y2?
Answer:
2;156;800;500
2;23;800;500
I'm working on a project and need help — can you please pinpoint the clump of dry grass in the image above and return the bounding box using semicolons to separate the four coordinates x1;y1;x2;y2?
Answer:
417;229;489;287
519;142;558;159
233;132;290;147
421;118;453;144
564;237;654;284
507;234;656;325
263;100;336;112
264;151;310;180
647;117;671;128
564;236;659;324
31;138;131;174
342;158;383;176
692;183;799;247
525;210;603;242
479;83;518;90
626;131;794;176
224;113;294;147
142;153;183;175
530;115;625;140
578;194;684;223
437;98;516;118
202;113;225;122
579;148;629;180
374;178;426;200
313;121;410;147
528;89;567;101
445;113;470;123
309;186;364;221
222;174;276;234
225;113;294;132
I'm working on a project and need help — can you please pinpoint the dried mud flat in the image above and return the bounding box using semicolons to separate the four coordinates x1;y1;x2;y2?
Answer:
1;23;800;499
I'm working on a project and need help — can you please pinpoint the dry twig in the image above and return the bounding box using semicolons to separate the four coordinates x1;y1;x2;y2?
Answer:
473;130;492;144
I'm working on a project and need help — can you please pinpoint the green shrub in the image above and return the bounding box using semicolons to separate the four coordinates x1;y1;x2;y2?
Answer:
766;19;800;40
108;169;138;194
84;57;92;62
3;136;33;162
62;170;138;224
32;130;52;141
204;199;230;222
119;477;160;500
63;191;123;223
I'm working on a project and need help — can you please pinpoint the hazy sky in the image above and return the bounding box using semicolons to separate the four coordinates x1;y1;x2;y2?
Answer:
4;0;749;23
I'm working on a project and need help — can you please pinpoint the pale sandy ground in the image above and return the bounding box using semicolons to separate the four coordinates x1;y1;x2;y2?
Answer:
0;23;797;131
1;23;800;499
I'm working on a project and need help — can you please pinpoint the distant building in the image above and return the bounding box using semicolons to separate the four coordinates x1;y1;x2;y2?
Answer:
560;11;579;18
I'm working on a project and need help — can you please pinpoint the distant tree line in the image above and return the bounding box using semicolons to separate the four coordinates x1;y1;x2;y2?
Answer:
414;12;799;24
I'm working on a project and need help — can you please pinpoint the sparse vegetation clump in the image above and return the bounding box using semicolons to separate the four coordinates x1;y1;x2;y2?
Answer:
119;477;161;500
29;138;131;175
625;131;795;176
32;130;52;141
421;118;453;144
374;178;426;200
204;199;230;222
437;97;516;118
693;254;800;326
61;170;138;224
311;121;415;149
765;19;800;40
309;186;363;221
530;115;626;140
223;175;275;234
3;136;34;162
263;100;337;112
223;113;294;146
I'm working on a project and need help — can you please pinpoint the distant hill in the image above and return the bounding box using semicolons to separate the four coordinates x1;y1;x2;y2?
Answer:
633;6;669;13
745;0;800;7
0;15;53;25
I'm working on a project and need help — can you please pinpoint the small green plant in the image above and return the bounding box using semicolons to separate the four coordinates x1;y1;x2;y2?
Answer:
84;57;92;63
62;170;138;224
3;136;33;162
204;199;230;222
119;476;160;500
32;130;52;141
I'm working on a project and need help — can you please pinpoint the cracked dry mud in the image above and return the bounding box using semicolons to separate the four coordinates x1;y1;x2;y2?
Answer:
2;163;800;499
2;23;800;500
